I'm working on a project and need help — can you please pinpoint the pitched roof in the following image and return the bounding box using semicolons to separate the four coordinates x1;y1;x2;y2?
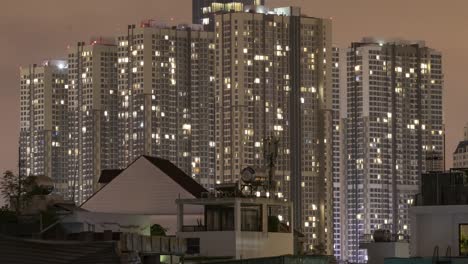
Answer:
81;155;208;208
142;155;207;198
455;140;468;154
98;169;124;184
0;235;120;264
53;202;87;212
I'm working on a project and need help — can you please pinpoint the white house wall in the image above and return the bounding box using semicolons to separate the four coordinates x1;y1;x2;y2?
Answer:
81;157;203;215
410;205;468;257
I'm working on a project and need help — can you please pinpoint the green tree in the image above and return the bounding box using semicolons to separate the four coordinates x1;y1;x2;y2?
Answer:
151;224;167;236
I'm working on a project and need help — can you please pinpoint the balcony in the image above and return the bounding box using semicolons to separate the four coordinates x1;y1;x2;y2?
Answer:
176;197;294;259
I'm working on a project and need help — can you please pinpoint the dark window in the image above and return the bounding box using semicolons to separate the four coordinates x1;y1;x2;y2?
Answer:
186;238;200;255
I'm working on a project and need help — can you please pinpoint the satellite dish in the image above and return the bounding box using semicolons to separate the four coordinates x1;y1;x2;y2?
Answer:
241;167;256;183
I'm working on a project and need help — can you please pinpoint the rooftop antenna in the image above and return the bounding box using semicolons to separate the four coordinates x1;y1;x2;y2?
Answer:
239;137;279;197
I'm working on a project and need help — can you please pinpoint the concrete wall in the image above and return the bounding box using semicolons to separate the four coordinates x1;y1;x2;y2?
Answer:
361;242;409;264
60;211;204;237
177;231;293;260
410;205;468;257
149;215;202;236
237;232;293;259
177;231;237;258
61;211;152;236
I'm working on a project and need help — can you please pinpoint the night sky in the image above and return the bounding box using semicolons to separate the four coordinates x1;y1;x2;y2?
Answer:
1;0;467;176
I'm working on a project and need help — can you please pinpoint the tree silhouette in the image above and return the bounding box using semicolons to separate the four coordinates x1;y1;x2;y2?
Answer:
311;242;327;255
151;224;167;236
0;171;18;206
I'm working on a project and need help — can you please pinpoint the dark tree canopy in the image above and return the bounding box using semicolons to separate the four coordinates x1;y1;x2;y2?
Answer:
151;224;167;236
0;170;17;202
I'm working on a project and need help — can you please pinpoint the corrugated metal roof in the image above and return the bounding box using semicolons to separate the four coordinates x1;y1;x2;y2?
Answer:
0;235;121;264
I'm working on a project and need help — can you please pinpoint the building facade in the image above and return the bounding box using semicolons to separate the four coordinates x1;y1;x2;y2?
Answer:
19;61;69;196
116;22;216;189
214;6;333;252
343;38;444;263
410;169;468;258
331;46;347;260
454;123;468;169
192;0;265;30
67;39;119;204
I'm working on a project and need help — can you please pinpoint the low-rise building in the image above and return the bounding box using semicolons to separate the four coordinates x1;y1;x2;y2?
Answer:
1;230;185;264
80;155;207;235
205;255;335;264
361;241;409;264
361;169;468;264
176;196;294;261
410;169;468;258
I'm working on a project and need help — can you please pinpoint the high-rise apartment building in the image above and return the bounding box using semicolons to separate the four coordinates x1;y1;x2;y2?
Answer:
454;123;468;168
343;38;444;263
116;22;216;189
192;0;265;30
331;46;347;260
19;60;69;196
67;39;119;204
214;6;333;252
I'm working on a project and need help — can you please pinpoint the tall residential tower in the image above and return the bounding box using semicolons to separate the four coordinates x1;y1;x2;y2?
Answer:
214;6;333;252
19;60;69;196
331;46;347;260
343;38;444;263
67;39;119;204
117;22;216;189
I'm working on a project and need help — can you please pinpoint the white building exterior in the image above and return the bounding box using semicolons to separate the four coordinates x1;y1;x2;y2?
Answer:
343;38;444;263
214;6;333;253
19;60;69;197
81;155;206;235
331;46;348;260
410;205;468;257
